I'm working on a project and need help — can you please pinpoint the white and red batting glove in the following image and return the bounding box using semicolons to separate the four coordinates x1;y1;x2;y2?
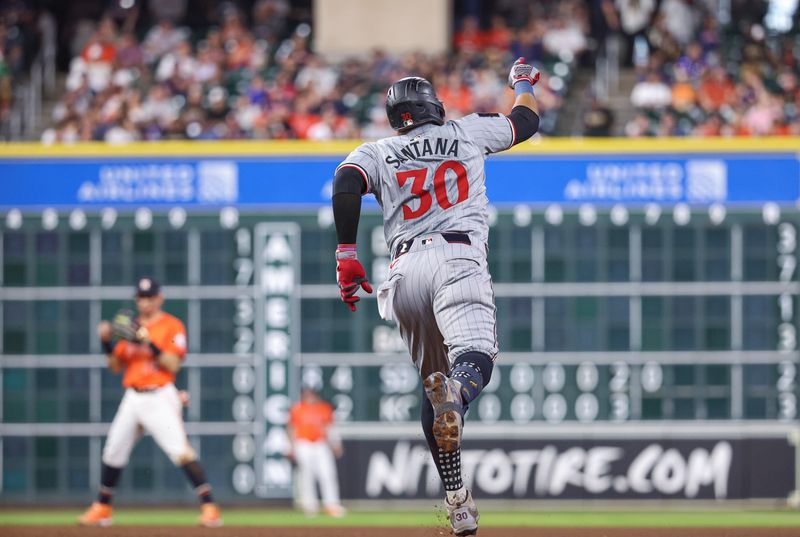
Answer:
336;244;373;312
507;57;541;89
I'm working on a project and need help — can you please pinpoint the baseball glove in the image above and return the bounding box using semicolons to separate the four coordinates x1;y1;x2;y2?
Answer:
111;309;145;342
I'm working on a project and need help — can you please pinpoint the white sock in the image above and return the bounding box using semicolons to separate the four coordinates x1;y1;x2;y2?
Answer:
446;486;467;504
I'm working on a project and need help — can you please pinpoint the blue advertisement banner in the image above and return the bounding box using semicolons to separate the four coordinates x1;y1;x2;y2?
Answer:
1;152;798;208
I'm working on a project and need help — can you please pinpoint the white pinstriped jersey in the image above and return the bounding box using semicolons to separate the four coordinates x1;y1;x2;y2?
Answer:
337;113;515;255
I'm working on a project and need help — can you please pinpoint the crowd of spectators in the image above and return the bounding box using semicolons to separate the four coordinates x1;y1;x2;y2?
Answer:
619;0;800;137
1;2;45;130
41;0;586;143
38;0;800;141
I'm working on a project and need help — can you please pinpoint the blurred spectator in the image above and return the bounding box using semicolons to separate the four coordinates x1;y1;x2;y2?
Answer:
510;22;545;63
105;118;140;144
588;0;620;58
361;106;394;140
485;15;513;50
115;32;143;69
676;42;707;81
625;112;652;136
0;49;13;120
1;2;42;82
583;98;614;136
670;66;696;112
630;71;672;108
307;104;352;140
437;72;474;118
696;15;720;52
227;33;266;72
141;84;178;130
659;0;698;46
697;67;736;111
288;94;320;139
655;111;679;136
742;93;781;135
148;0;188;23
155;40;195;82
252;0;290;43
246;76;270;107
142;19;186;64
777;69;798;106
646;13;681;61
616;0;657;66
72;17;117;92
543;15;588;62
295;55;338;97
692;113;722;136
194;43;221;84
471;67;506;112
454;15;485;51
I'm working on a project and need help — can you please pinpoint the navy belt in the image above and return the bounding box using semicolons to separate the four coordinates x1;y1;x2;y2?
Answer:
394;232;471;260
132;386;161;393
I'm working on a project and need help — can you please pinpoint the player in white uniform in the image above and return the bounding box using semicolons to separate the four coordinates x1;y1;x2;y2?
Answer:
332;59;540;536
78;278;222;528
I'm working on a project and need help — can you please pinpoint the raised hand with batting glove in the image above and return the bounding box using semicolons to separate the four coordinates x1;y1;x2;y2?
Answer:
335;244;373;312
507;57;540;90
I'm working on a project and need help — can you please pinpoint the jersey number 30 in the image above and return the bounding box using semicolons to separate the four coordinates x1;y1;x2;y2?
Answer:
396;160;469;220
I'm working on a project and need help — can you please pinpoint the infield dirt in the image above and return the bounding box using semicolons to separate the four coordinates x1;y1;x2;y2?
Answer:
3;528;800;537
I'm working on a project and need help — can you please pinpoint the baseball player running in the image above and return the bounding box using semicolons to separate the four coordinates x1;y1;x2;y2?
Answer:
78;277;222;528
332;59;540;535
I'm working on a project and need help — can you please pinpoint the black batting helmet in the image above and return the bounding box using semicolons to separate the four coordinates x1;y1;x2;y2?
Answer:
386;77;445;132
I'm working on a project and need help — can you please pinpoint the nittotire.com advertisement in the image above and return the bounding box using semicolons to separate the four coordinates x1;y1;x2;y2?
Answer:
337;437;794;500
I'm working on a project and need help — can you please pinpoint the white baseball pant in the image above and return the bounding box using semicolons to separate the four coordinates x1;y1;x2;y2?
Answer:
294;439;341;513
102;383;195;468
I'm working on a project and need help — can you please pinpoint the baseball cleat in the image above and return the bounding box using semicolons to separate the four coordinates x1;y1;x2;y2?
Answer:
199;502;223;527
324;504;347;518
445;489;479;536
77;502;113;526
424;372;463;452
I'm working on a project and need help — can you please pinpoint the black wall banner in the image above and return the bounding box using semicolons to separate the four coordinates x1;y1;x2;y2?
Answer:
337;438;794;500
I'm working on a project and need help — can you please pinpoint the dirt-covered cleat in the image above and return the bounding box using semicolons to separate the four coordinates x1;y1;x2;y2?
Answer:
78;502;113;527
199;503;223;527
445;489;479;536
424;371;463;452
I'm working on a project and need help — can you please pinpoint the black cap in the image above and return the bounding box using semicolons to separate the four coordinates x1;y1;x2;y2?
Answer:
135;277;161;297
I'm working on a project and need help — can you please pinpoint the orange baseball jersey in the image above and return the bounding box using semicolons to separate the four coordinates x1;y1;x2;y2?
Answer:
288;401;334;442
113;312;187;389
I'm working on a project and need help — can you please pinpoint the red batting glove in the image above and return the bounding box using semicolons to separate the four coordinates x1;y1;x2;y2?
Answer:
507;57;541;89
335;244;373;312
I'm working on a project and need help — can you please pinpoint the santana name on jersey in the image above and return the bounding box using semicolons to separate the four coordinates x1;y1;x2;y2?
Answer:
385;138;460;168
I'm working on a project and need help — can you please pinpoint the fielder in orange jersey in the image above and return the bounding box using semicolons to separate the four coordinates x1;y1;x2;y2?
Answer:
78;277;222;528
287;383;346;517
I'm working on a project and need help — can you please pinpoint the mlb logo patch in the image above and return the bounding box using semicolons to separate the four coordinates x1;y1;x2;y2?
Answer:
422;237;434;245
